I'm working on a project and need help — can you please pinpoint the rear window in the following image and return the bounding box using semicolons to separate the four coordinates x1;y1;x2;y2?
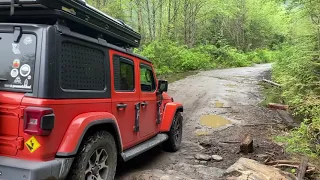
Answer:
0;33;36;91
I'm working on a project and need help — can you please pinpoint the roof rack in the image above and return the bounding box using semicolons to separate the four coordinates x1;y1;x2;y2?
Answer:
0;0;141;48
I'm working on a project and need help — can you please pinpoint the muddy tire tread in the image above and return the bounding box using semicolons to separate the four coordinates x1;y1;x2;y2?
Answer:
67;131;117;180
162;112;183;152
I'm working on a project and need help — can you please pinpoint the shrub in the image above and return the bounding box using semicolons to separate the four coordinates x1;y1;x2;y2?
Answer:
272;38;320;157
135;39;277;75
135;40;216;75
247;49;276;64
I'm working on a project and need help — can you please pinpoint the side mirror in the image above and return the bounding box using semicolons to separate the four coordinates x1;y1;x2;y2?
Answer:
157;80;168;93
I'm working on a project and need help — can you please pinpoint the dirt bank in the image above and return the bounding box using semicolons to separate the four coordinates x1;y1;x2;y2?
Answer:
116;64;292;180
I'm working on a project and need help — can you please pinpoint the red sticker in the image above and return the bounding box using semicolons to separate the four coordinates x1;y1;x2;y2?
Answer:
13;59;20;68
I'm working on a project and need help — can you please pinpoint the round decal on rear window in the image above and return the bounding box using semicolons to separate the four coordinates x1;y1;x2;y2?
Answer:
10;69;19;78
20;64;31;77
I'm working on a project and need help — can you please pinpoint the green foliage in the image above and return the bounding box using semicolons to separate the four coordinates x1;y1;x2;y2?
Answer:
135;40;275;75
272;38;320;157
135;40;214;75
247;49;276;64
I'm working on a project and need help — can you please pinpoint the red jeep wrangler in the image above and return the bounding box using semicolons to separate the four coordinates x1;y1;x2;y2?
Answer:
0;1;183;180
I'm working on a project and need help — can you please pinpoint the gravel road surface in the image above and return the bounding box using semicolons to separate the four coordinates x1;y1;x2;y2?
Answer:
116;64;289;180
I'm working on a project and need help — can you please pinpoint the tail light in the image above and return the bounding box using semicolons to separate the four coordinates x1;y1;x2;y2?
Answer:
23;107;55;136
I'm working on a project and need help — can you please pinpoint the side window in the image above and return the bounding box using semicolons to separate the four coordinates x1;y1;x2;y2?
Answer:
113;56;134;91
140;64;156;92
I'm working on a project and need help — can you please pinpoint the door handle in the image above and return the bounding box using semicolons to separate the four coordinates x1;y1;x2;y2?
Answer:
141;101;148;107
117;103;128;110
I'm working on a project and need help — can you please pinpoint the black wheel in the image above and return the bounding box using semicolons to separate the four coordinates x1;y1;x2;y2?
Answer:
67;131;117;180
162;112;183;152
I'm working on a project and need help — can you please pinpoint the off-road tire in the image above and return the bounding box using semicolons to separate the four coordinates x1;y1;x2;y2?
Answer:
67;131;117;180
162;112;183;152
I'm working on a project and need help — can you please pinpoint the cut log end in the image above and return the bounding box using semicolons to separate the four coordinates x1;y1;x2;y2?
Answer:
240;134;253;154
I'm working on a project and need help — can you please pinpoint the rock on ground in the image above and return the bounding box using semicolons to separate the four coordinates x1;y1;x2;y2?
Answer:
212;155;223;161
224;158;295;180
195;153;211;161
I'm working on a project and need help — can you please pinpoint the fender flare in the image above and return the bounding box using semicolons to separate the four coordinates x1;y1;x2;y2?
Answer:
160;102;183;132
56;112;122;157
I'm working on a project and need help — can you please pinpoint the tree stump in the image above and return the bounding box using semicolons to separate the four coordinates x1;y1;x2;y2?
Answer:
240;134;253;154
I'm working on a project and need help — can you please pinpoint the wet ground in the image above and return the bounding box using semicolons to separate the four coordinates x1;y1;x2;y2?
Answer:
116;64;292;180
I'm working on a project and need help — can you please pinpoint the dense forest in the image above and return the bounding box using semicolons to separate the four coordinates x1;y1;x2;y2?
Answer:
87;0;319;157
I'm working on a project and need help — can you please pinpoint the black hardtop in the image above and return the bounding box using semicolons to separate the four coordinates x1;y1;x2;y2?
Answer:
0;22;151;64
0;0;141;48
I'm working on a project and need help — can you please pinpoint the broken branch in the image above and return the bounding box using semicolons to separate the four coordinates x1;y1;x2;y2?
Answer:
262;79;281;87
268;103;289;111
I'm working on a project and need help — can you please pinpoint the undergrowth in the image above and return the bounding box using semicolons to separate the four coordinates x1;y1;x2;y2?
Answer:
270;39;320;158
134;40;275;75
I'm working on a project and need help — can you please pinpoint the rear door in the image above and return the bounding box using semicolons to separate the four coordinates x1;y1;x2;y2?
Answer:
0;29;37;156
139;62;159;139
110;50;140;149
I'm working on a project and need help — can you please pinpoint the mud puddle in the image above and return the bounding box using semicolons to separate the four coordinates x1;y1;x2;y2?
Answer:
200;115;231;128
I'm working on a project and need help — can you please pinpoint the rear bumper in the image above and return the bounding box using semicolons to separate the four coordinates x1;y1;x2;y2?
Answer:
0;156;74;180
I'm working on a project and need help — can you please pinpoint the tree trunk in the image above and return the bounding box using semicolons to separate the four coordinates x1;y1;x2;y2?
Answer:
184;0;189;45
317;26;320;52
240;0;247;51
159;0;163;39
129;0;133;26
152;0;156;40
136;0;143;34
167;0;171;35
146;0;153;41
173;0;179;40
96;0;101;9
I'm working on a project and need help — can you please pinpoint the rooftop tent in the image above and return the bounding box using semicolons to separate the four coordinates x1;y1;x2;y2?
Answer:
0;0;141;48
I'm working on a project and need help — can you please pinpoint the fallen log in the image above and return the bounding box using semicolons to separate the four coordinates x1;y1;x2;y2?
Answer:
262;79;281;87
266;160;316;175
297;158;308;180
268;103;289;111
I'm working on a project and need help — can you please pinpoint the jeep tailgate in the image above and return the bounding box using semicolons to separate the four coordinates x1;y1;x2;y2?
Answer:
0;91;24;156
0;26;36;156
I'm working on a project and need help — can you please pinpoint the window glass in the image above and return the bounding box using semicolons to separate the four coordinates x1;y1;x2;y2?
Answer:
140;64;156;92
0;33;36;91
114;56;134;91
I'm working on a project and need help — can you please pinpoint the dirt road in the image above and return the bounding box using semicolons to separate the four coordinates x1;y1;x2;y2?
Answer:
116;64;289;179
